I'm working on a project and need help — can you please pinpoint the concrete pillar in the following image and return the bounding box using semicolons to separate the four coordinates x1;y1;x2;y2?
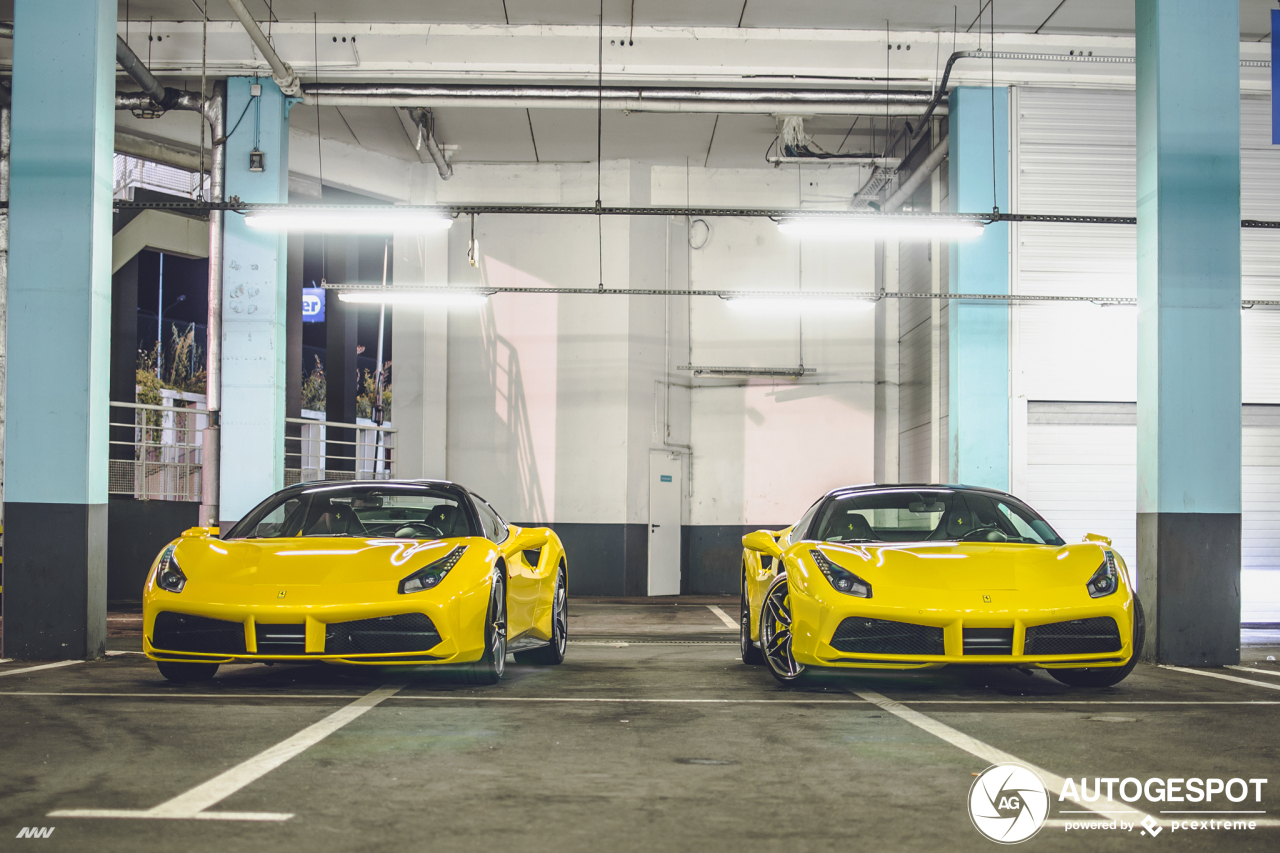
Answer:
392;164;449;479
2;1;115;659
947;86;1010;490
1135;0;1242;666
219;78;291;525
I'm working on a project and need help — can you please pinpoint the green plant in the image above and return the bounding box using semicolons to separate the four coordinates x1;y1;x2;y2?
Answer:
356;362;392;421
302;355;327;411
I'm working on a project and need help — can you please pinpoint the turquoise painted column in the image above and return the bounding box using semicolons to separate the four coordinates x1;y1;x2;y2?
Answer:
948;86;1010;490
2;1;115;659
219;78;292;525
1135;0;1242;666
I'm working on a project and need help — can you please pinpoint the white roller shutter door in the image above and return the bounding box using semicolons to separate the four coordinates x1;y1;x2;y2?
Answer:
1025;403;1280;621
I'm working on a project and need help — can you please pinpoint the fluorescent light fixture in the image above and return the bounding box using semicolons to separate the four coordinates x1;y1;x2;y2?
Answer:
337;290;488;307
778;216;984;241
726;295;876;312
244;209;454;233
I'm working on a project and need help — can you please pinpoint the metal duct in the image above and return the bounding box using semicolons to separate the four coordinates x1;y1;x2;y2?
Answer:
303;84;936;115
407;109;452;180
883;136;950;213
224;0;301;97
201;81;226;529
115;35;192;111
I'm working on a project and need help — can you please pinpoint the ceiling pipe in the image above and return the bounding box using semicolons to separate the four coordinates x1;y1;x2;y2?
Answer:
200;81;226;530
115;35;195;110
224;0;301;97
406;108;452;180
882;135;949;213
303;84;936;116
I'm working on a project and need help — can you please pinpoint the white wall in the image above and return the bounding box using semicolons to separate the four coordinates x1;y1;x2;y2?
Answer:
393;160;878;528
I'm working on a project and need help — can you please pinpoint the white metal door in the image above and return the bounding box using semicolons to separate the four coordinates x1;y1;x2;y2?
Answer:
648;452;683;596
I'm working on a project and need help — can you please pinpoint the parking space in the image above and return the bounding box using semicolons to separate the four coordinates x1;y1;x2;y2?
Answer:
0;605;1275;851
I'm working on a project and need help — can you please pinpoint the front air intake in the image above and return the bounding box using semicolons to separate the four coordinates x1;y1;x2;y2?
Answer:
153;612;247;654
963;627;1014;655
1024;617;1122;655
830;618;944;656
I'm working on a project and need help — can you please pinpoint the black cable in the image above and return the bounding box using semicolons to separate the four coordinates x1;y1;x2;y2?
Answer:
215;96;253;146
597;0;604;288
315;13;326;283
990;0;999;214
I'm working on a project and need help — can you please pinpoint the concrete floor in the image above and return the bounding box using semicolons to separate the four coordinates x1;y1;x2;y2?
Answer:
1;599;1278;851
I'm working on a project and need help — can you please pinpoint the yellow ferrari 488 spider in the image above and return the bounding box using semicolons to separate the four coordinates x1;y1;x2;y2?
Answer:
740;485;1144;688
143;480;568;684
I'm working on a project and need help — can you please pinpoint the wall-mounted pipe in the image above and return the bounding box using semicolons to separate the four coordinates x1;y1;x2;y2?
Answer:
882;136;949;213
200;81;226;529
406;108;452;180
224;0;301;96
304;84;937;116
0;105;9;524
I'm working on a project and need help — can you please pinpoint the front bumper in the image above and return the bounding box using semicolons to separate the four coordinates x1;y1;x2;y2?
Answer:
143;585;490;666
788;587;1137;670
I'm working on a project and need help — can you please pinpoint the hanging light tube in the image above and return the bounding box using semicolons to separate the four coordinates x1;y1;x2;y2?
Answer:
244;209;454;233
777;215;985;241
337;290;488;307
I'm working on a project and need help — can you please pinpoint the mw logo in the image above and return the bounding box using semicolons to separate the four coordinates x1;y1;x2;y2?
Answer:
15;826;55;838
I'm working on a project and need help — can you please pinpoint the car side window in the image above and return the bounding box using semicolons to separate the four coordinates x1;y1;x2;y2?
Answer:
473;496;509;544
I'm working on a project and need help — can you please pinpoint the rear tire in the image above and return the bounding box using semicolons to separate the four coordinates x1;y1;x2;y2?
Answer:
156;661;219;682
461;570;507;685
740;566;764;666
1048;596;1146;688
760;574;807;685
515;565;568;665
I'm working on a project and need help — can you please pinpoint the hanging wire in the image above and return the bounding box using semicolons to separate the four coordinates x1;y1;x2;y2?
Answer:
198;0;207;201
314;13;327;283
596;0;604;289
990;0;999;214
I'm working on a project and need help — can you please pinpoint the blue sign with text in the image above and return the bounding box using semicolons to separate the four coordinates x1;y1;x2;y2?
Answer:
303;287;326;323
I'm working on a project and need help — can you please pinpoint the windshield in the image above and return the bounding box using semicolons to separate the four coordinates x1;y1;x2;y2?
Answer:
224;485;480;540
809;489;1064;545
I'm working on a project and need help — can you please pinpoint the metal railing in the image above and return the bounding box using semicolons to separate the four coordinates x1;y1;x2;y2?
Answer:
285;417;396;485
109;399;207;501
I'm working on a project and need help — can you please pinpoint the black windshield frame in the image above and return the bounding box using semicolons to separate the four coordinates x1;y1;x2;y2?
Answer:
805;488;1065;546
224;483;484;540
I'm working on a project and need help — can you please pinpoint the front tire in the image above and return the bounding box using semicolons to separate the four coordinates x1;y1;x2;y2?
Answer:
462;570;507;685
760;574;806;684
515;565;568;665
1048;597;1146;688
740;565;764;665
156;661;219;682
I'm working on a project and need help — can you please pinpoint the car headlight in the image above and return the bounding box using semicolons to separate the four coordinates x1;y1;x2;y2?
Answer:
399;546;467;594
1087;551;1120;598
810;549;872;598
155;545;187;593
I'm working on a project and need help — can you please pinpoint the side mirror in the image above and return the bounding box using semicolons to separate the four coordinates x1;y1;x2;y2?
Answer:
181;526;219;538
1083;533;1113;547
508;525;550;551
742;530;783;560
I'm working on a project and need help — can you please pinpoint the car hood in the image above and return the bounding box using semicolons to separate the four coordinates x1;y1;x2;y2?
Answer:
172;536;486;586
814;541;1112;591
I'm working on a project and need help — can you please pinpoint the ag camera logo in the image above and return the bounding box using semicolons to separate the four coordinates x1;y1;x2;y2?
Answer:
969;763;1050;844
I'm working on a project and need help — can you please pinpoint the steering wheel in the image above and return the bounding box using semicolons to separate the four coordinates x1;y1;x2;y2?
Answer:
394;523;443;540
959;526;1006;542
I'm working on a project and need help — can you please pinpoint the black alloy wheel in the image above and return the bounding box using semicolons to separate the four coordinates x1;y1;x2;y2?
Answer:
515;565;568;665
740;566;764;665
463;569;507;684
156;661;219;682
760;574;806;684
1048;597;1146;688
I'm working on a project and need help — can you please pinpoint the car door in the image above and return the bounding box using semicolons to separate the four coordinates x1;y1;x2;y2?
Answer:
472;494;536;640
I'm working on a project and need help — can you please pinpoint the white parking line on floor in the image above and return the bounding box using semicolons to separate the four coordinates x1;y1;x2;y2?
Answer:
48;683;404;821
105;650;145;656
706;605;738;630
2;691;1280;706
852;689;1157;826
1160;665;1280;692
0;660;83;677
1228;665;1280;679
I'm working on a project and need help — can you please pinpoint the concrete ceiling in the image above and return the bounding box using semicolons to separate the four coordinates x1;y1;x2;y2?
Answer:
104;2;1274;39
